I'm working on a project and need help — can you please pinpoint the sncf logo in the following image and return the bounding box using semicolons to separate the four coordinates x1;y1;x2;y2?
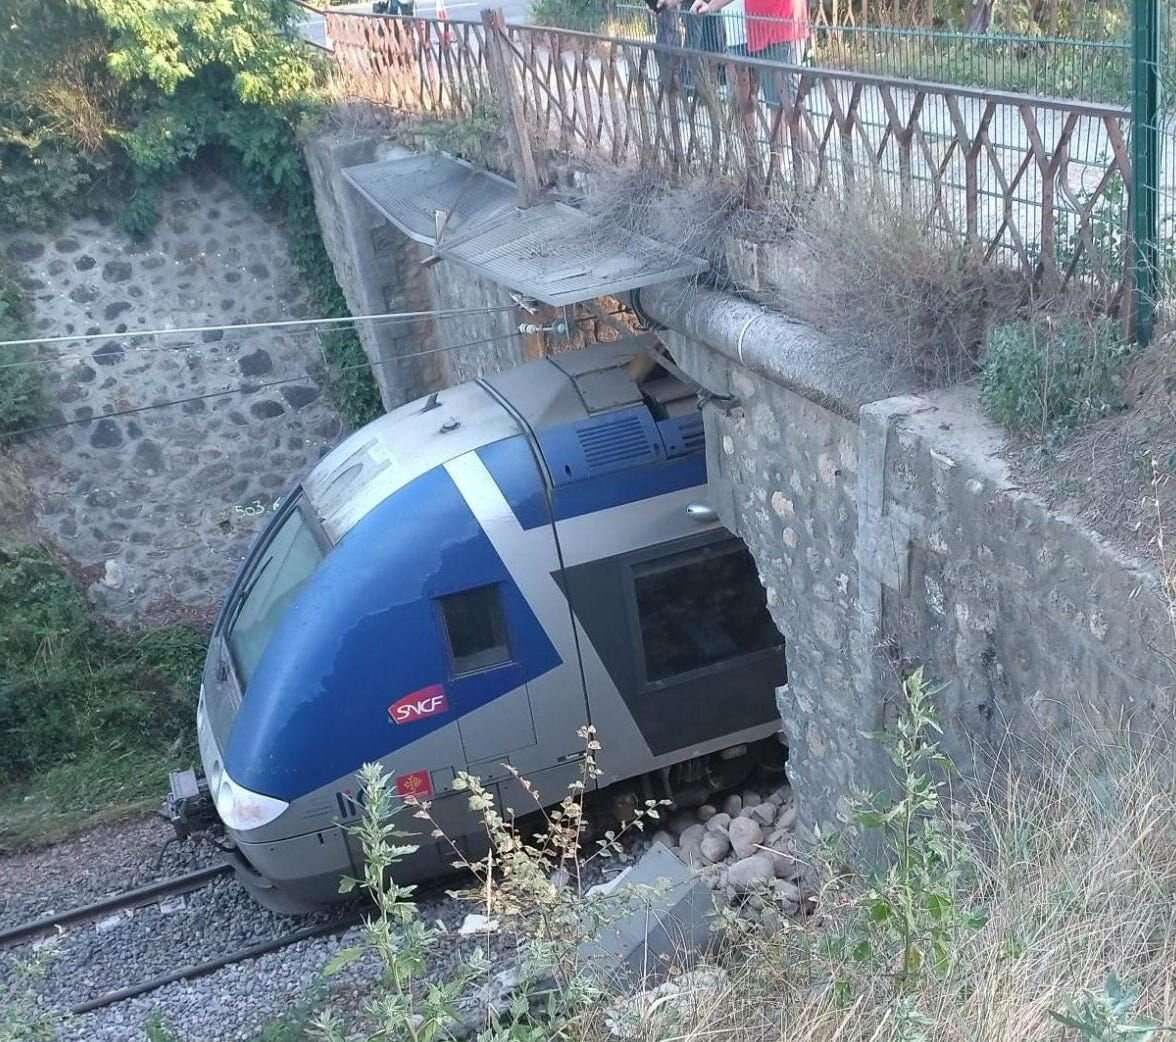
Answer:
388;684;449;725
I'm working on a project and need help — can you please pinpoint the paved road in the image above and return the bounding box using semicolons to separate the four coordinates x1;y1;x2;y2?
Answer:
298;0;533;49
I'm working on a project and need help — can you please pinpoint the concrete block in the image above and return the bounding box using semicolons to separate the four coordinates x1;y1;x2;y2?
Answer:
577;842;717;988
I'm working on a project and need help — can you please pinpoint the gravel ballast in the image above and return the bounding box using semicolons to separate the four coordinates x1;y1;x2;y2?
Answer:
0;816;223;933
3;778;804;1040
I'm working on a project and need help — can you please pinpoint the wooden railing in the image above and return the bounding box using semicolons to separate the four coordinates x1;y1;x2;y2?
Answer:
324;11;1133;303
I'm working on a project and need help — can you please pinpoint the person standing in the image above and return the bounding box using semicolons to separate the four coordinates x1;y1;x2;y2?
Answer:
694;0;808;106
691;0;748;57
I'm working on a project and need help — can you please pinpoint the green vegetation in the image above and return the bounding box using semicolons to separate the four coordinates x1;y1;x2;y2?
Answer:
980;315;1131;440
0;0;381;429
813;30;1129;102
285;183;384;429
297;672;1176;1042
0;263;44;436
530;0;608;32
838;669;987;990
0;548;204;849
0;948;54;1042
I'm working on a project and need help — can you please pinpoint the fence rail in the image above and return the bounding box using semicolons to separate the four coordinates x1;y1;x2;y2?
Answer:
604;6;1131;102
325;10;1134;306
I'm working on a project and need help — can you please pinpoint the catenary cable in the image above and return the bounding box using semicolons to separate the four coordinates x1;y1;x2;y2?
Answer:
0;311;473;371
0;310;628;373
0;330;531;441
0;305;520;352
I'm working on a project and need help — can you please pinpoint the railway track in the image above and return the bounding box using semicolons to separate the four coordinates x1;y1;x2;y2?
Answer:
0;864;233;950
67;912;365;1016
1;861;366;1017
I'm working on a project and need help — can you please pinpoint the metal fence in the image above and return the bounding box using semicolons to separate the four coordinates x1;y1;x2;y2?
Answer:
605;6;1131;102
803;0;1128;34
324;11;1147;318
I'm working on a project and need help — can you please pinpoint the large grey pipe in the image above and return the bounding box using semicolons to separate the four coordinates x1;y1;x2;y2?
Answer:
634;282;918;419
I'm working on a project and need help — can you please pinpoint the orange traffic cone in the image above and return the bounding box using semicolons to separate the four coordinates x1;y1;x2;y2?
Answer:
437;0;453;47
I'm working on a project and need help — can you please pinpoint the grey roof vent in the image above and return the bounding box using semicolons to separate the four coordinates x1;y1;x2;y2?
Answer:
577;414;658;472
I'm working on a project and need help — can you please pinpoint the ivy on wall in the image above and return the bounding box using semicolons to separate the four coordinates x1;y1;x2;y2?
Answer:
0;0;382;429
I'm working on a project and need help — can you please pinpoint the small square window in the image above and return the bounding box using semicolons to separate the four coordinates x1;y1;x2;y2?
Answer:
440;585;511;675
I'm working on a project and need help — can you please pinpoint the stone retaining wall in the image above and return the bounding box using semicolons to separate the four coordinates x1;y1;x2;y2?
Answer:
2;169;345;622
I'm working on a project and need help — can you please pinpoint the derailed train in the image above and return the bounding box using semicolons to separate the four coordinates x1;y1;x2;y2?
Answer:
173;336;787;911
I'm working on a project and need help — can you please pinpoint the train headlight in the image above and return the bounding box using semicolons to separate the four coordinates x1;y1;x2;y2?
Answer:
213;772;289;832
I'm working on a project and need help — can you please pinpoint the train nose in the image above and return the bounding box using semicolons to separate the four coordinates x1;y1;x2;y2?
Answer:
197;684;290;833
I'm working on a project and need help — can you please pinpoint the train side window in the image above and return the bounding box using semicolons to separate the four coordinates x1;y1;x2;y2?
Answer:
440;585;511;675
633;542;782;684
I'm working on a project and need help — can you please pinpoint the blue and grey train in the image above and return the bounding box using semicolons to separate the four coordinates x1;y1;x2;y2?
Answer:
181;336;787;911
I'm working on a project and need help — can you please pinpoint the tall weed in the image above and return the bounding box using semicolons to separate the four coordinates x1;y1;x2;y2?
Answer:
980;314;1130;439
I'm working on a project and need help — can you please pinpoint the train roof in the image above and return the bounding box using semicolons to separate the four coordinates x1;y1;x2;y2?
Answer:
303;335;697;543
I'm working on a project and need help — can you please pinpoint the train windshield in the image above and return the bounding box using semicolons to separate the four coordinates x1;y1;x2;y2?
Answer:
227;501;324;686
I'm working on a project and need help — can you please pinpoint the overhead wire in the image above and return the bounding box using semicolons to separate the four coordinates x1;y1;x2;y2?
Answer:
0;329;530;441
0;307;636;441
0;310;473;372
0;309;629;374
0;305;520;352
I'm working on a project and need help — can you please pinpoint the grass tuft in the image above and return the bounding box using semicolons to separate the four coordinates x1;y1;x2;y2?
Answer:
0;547;205;850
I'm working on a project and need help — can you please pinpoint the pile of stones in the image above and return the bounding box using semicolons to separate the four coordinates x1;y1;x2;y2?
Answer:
649;785;805;921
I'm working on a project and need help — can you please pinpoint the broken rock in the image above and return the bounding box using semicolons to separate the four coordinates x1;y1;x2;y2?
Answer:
705;812;731;836
726;855;774;892
699;831;730;864
727;816;763;859
747;802;777;827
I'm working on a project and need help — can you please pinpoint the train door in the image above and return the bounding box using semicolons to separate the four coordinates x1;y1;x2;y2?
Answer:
562;530;786;773
443;450;596;811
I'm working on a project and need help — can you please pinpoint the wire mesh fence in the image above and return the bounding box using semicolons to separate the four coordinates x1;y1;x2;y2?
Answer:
604;6;1131;101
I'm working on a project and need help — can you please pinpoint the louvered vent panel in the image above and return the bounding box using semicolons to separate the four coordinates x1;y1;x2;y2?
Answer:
678;414;705;454
576;415;657;472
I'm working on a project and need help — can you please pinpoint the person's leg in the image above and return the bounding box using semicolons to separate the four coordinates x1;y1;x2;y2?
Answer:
757;39;801;108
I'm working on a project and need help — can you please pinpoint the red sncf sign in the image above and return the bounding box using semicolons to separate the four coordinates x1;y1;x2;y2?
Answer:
395;769;434;799
387;684;449;726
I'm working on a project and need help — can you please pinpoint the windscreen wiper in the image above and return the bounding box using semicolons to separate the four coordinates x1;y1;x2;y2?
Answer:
227;557;273;632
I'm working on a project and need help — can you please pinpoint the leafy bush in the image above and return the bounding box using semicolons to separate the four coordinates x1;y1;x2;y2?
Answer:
0;547;204;785
980;314;1131;438
1;0;383;427
0;263;45;435
529;0;607;32
0;0;318;233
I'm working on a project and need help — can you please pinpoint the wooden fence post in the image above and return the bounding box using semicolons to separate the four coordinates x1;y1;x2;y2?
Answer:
733;65;764;208
480;8;541;207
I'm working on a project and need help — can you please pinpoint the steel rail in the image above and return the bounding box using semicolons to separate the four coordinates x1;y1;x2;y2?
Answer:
0;864;233;949
68;913;366;1016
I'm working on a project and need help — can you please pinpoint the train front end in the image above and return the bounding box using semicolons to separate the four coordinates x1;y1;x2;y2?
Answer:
170;379;526;912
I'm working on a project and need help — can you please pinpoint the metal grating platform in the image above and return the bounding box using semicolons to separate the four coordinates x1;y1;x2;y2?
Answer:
343;153;707;307
343;154;518;246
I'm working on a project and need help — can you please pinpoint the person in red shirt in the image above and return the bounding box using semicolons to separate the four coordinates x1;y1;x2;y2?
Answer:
681;0;809;107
